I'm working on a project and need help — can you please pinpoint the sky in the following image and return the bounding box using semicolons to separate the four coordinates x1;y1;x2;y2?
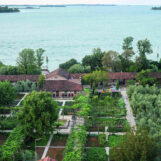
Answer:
0;0;161;5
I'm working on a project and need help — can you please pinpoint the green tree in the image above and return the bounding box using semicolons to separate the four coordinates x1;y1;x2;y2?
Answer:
136;70;157;86
82;48;104;71
110;129;157;161
0;65;19;75
18;91;58;139
137;39;153;57
68;64;91;73
0;81;17;106
35;48;45;69
17;49;41;74
38;74;45;89
59;59;78;70
102;50;121;72
122;36;134;50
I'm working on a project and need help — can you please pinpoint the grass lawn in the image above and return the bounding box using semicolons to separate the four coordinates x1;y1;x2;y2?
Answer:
108;135;126;147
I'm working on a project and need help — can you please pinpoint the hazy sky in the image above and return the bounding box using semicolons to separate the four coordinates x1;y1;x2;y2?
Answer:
0;0;161;5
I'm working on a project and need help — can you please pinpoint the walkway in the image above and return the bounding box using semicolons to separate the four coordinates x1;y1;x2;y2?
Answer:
121;89;136;130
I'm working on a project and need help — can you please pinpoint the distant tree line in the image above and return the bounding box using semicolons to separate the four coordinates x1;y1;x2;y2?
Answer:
59;37;161;73
0;6;19;13
0;48;45;75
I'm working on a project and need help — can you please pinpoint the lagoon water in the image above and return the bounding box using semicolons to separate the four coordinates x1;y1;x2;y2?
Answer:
0;5;161;70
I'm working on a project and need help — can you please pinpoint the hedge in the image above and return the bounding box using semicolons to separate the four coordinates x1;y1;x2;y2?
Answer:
1;126;25;161
63;125;87;161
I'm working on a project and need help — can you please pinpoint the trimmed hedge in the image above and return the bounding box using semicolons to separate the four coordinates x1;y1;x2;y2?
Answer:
1;126;25;161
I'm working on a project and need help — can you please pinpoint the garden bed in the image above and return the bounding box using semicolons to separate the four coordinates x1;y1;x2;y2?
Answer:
84;148;108;161
50;134;68;146
108;135;126;147
65;101;73;106
36;147;45;159
46;147;65;161
86;136;99;147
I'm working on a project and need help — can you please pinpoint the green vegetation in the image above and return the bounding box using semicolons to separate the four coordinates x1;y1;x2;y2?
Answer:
0;6;19;13
84;148;108;161
1;126;25;161
38;74;45;90
108;135;126;147
110;129;158;161
59;37;161;73
63;126;87;161
98;134;107;147
127;85;161;160
15;80;37;92
18;91;58;139
152;6;161;10
0;81;17;106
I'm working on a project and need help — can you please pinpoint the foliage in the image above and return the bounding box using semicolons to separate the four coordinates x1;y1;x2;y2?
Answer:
1;126;25;161
18;91;58;139
108;135;126;147
38;74;45;89
0;81;17;106
15;80;37;92
84;148;108;161
102;50;121;72
136;69;157;86
127;80;136;85
68;64;91;73
35;48;45;69
122;36;134;51
127;85;161;159
82;48;104;71
0;6;19;13
110;129;157;161
16;48;42;74
98;134;107;147
0;65;19;75
59;58;78;70
63;125;87;161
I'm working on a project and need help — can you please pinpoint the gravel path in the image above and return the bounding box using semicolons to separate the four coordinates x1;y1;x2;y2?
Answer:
121;89;136;130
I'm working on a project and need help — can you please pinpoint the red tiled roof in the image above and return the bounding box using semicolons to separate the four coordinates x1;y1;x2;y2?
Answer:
0;75;39;82
43;80;83;91
46;68;70;79
70;73;86;79
108;72;137;80
39;157;56;161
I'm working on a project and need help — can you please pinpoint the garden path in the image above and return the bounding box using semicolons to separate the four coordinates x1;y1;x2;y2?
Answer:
121;88;136;130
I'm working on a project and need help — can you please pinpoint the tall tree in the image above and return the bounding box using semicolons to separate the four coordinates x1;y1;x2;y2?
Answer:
122;36;134;50
102;50;121;72
38;74;45;90
59;58;78;70
137;39;153;57
35;48;45;69
82;48;104;71
18;91;58;139
17;49;40;74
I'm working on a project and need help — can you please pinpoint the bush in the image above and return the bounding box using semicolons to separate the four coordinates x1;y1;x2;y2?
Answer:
108;135;126;147
84;148;108;161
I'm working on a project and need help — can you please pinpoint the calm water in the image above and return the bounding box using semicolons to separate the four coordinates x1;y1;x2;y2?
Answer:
0;5;161;70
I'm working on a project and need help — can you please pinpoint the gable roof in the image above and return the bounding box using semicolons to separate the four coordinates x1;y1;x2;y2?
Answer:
46;68;70;79
43;80;83;91
0;75;39;82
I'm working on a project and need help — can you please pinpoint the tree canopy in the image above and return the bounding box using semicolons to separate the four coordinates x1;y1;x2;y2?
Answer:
18;91;58;139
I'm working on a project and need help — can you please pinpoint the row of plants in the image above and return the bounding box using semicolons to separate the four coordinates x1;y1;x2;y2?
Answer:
63;125;87;161
0;126;25;161
127;85;161;160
